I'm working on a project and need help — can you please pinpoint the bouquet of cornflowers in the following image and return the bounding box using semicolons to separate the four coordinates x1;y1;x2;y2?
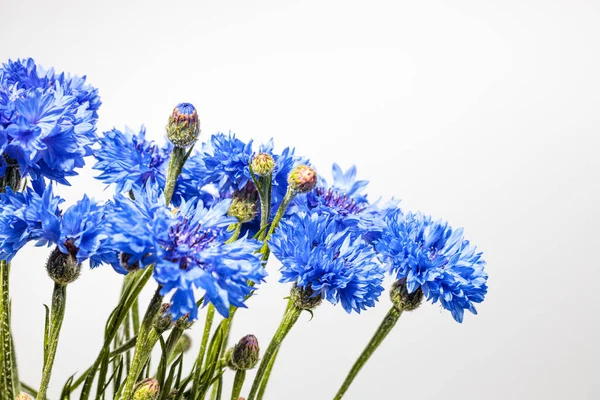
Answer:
0;58;488;400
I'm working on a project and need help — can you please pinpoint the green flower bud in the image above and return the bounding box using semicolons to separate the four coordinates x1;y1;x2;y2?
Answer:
133;378;160;400
166;102;200;147
227;334;260;370
153;303;174;333
173;333;192;354
390;279;423;312
287;165;317;193
290;283;322;311
251;153;275;177
174;313;194;330
46;245;81;285
227;184;258;223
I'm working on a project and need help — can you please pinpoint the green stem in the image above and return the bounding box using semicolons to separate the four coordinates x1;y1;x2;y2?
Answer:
109;336;138;357
192;304;215;399
258;188;295;257
117;287;164;400
256;348;278;400
79;267;153;400
258;176;272;241
247;299;302;400
333;307;402;400
164;146;188;205
37;283;68;400
230;370;246;400
0;260;18;400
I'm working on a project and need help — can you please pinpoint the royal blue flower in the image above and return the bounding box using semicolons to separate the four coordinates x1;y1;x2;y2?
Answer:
105;184;174;269
0;183;116;268
106;185;266;319
295;164;395;242
200;132;254;195
0;184;62;260
270;211;385;313
376;210;488;323
94;127;172;193
175;134;305;220
154;198;266;320
0;58;101;184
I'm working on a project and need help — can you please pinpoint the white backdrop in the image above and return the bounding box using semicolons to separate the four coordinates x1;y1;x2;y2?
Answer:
1;0;599;399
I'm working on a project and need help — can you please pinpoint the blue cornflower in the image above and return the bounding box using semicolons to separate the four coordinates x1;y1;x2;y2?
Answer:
0;183;116;268
105;184;174;269
296;164;395;241
376;210;488;323
155;199;266;320
0;58;101;184
200;132;254;195
175;134;305;217
270;211;385;313
94;127;172;193
106;186;266;320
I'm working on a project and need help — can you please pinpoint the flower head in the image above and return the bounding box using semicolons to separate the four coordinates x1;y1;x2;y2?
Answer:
154;199;266;320
270;211;385;313
376;210;488;322
200;132;254;194
105;184;173;270
297;164;396;242
106;185;267;320
94;127;172;193
0;58;100;184
0;183;116;269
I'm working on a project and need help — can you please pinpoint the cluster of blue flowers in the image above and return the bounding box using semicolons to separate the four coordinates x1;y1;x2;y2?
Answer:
0;58;488;323
0;58;101;185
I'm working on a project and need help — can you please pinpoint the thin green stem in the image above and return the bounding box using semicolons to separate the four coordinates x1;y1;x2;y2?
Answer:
247;299;302;400
256;348;278;400
333;307;402;400
230;370;246;400
257;176;272;241
164;146;189;205
258;189;295;257
0;260;17;400
117;287;164;400
192;303;215;399
37;283;68;400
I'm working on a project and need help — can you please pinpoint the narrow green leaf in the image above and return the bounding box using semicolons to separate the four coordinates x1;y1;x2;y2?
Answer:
60;375;75;400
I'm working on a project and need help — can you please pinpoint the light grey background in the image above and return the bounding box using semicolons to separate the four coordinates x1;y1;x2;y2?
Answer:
1;0;599;399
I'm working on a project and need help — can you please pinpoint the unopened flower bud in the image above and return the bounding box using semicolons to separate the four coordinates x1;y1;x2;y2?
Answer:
390;279;423;312
290;283;322;310
287;165;317;193
174;313;194;330
167;102;200;147
153;303;174;333
251;153;275;177
120;252;141;272
46;246;81;285
227;334;260;370
173;333;192;354
133;378;160;400
227;184;258;223
16;393;31;400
